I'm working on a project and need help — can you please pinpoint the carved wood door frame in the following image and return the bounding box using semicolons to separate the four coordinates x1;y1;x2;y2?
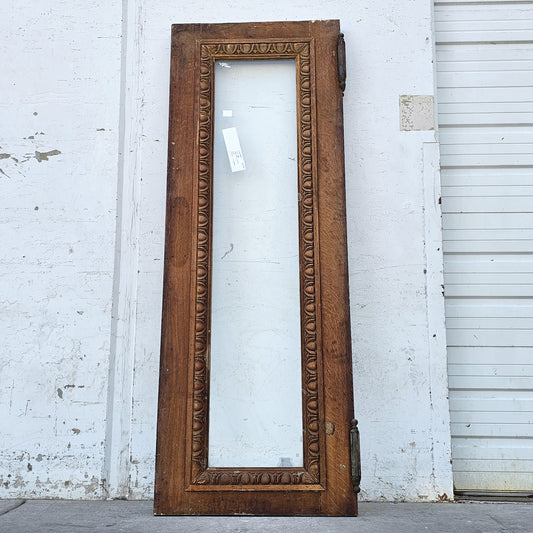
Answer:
155;20;358;516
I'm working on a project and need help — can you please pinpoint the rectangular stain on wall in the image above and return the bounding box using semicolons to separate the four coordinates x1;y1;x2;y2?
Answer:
400;95;435;131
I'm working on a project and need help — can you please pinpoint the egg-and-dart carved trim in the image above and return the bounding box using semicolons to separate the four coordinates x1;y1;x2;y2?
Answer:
189;40;322;488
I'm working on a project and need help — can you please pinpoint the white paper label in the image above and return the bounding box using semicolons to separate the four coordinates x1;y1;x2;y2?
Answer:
222;127;246;172
222;109;233;117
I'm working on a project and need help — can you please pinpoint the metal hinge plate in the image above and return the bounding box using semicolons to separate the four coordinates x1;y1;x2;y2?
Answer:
337;33;346;94
350;419;361;494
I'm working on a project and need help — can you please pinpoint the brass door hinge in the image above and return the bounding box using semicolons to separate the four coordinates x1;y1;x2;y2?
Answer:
337;33;346;94
350;419;361;494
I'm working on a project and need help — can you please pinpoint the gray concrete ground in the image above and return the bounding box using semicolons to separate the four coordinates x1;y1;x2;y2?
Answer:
1;499;532;533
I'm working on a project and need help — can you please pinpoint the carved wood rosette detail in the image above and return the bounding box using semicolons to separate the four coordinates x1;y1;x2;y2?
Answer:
188;40;323;488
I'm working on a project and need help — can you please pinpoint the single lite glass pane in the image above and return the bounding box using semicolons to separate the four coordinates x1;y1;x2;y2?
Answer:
209;59;303;468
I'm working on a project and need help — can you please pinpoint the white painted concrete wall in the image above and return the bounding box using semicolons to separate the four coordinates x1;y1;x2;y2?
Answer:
0;1;122;497
0;0;453;501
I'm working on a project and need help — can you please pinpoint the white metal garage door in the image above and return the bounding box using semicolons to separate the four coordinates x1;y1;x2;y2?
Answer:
435;0;533;494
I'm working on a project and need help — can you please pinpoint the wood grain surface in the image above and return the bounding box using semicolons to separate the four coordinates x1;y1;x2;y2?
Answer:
154;20;356;516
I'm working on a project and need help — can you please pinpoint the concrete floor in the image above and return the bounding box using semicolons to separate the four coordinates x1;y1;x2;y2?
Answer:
1;500;533;533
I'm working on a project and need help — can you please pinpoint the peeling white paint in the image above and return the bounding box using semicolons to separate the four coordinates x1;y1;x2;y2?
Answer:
0;0;122;500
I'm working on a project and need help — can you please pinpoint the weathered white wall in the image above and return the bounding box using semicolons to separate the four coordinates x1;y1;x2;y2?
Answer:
0;1;122;497
0;0;453;501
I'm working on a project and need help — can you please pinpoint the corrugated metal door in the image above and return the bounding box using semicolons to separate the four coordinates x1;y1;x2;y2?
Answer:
435;0;533;493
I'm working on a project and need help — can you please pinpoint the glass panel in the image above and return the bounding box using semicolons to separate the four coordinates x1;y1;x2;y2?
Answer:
208;59;303;468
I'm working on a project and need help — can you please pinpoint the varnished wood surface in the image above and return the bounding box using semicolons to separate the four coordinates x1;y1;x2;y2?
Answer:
155;20;355;516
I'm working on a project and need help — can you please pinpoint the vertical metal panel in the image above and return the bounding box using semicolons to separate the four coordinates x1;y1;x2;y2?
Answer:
435;0;533;493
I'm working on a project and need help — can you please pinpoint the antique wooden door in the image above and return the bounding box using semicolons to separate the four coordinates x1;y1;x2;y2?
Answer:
154;20;358;516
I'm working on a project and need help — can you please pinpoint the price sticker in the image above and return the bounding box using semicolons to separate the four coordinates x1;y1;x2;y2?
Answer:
222;127;246;172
